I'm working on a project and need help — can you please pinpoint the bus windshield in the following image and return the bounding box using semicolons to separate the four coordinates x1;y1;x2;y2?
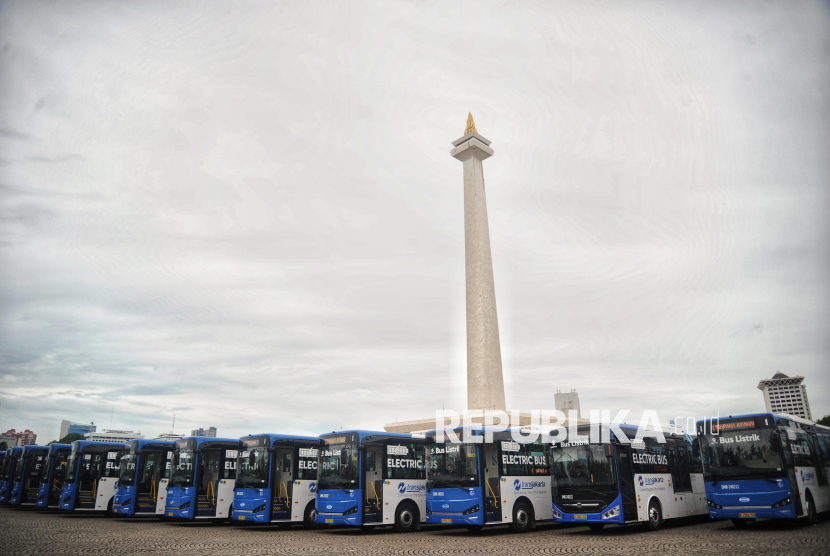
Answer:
236;448;270;488
169;449;196;488
318;443;359;489
64;453;80;484
551;444;617;487
700;424;785;481
427;444;478;488
12;458;25;481
119;454;138;486
0;457;10;481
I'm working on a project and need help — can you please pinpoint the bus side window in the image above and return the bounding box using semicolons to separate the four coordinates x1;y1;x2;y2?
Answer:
690;440;703;474
283;453;292;473
366;451;376;473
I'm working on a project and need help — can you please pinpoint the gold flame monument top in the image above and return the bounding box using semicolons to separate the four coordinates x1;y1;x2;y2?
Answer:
464;112;478;135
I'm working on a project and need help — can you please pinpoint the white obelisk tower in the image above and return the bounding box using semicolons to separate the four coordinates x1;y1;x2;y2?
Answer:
451;114;507;412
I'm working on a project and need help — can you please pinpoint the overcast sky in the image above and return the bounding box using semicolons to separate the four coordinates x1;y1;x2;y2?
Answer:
1;1;828;442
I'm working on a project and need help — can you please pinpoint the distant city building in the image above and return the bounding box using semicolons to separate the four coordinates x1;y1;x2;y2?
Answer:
1;429;37;446
190;427;217;437
554;389;581;418
156;432;184;440
84;430;144;443
59;420;97;439
758;372;812;420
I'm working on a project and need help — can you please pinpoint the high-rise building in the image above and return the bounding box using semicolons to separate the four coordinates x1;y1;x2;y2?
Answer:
84;430;144;443
555;389;581;418
1;429;37;446
757;372;812;420
59;420;97;439
190;427;217;437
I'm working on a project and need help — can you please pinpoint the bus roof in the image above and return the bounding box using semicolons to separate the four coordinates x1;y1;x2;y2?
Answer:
21;445;48;455
128;439;177;451
695;412;818;427
176;436;241;447
320;430;418;443
240;433;320;443
70;440;127;450
47;444;72;454
7;447;24;456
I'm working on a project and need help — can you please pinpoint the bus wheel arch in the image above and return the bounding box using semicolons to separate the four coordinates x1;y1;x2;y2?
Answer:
804;491;818;525
644;497;663;531
509;498;534;533
303;500;319;529
106;498;115;517
393;500;419;533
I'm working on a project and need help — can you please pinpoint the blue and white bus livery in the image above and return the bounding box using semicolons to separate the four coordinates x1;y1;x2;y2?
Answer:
550;424;707;531
9;445;48;505
36;444;71;509
232;433;321;527
316;430;427;532
59;441;126;513
165;436;241;521
425;427;554;533
112;439;175;516
0;447;23;503
697;413;830;526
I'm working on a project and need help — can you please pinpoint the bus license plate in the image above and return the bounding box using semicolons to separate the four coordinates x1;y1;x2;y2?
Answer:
441;519;452;523
739;513;755;518
168;512;173;516
325;518;334;523
574;515;588;519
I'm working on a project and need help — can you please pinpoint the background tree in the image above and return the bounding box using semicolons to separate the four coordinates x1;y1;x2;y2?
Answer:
49;433;85;445
0;441;7;450
817;415;830;427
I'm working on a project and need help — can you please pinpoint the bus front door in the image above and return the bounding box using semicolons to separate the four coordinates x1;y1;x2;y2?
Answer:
615;445;638;522
137;452;163;513
363;446;382;524
197;451;221;517
272;449;293;521
482;444;501;523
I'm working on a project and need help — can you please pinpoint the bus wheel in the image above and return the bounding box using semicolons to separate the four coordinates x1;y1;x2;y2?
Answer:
731;519;749;528
509;501;533;533
106;499;115;517
805;494;818;525
645;500;663;531
393;502;418;533
588;523;605;532
304;501;319;529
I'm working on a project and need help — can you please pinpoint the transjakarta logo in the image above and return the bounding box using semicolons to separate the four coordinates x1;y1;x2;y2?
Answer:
637;476;664;486
309;482;317;493
398;482;425;494
513;480;545;491
801;470;815;482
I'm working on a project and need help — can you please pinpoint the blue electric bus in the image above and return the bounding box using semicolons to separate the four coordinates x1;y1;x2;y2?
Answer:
36;444;71;508
697;413;830;526
112;439;176;516
9;445;49;505
425;426;555;533
59;441;127;513
165;436;242;521
316;430;427;532
232;433;321;527
0;447;23;503
549;423;706;531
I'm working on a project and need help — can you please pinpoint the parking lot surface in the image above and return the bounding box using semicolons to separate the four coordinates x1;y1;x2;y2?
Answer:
1;507;829;555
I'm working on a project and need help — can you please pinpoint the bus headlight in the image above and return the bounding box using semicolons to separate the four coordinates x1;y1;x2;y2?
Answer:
602;506;620;519
552;508;563;519
252;503;266;513
343;506;358;516
772;496;792;508
706;499;722;509
463;505;479;515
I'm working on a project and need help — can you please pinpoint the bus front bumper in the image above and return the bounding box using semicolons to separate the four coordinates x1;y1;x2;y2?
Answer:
707;506;796;520
425;513;484;526
315;512;360;526
552;503;624;525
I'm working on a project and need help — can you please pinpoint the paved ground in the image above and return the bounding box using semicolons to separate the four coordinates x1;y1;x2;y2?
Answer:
1;507;829;555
